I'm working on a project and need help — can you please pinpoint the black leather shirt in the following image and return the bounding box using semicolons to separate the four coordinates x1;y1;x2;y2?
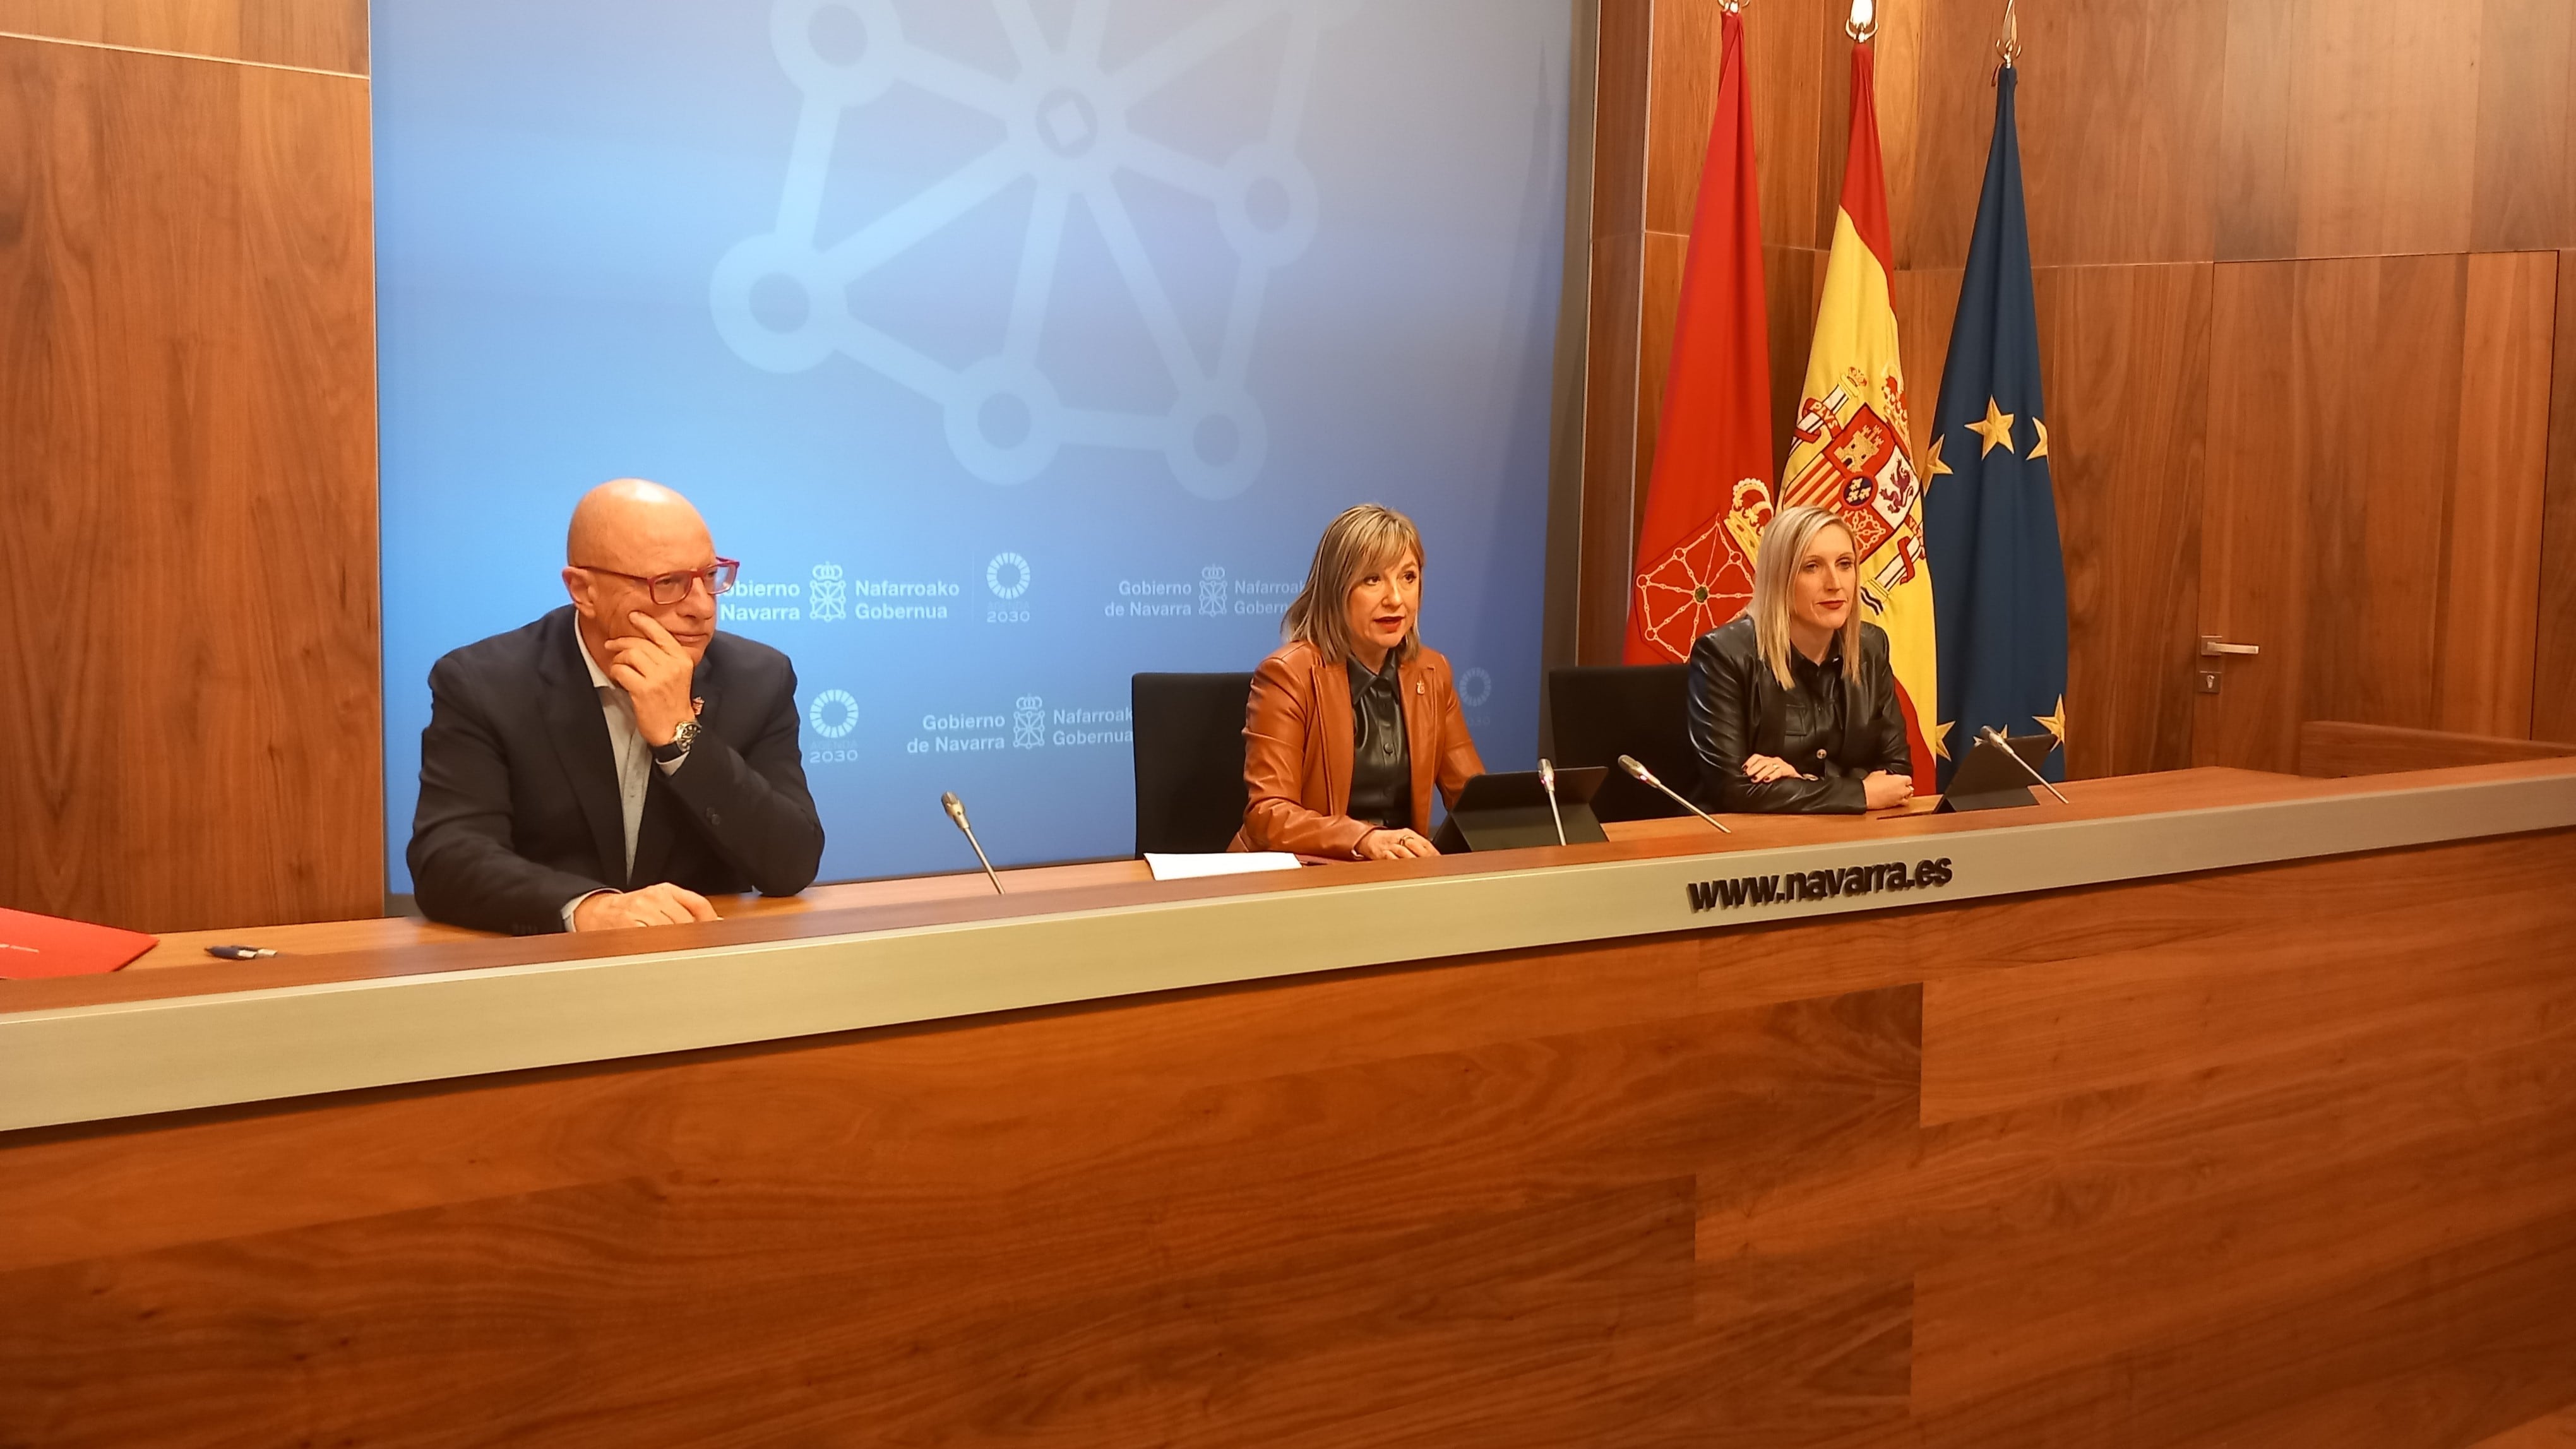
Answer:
1345;651;1412;831
1685;616;1912;814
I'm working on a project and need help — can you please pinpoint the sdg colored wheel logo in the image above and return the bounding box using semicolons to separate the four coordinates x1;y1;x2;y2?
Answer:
808;688;860;739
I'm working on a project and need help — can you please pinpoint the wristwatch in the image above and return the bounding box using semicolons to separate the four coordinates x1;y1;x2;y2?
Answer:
652;719;701;764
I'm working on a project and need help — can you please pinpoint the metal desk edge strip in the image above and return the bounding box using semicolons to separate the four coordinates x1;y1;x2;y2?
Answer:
4;772;2569;1133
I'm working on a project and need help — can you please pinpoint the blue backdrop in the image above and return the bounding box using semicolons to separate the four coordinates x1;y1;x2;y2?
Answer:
376;0;1572;885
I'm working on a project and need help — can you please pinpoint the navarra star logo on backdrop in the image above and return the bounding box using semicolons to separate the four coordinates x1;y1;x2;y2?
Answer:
1013;695;1047;749
713;0;1345;498
1199;565;1229;617
809;563;846;623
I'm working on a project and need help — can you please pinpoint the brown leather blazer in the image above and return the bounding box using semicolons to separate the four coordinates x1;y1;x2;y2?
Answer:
1232;640;1485;857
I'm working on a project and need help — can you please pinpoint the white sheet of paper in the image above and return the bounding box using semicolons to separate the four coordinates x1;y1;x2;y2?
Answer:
1145;852;1303;881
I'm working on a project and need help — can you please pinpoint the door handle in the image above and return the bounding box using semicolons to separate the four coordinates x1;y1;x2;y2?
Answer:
2198;636;2261;658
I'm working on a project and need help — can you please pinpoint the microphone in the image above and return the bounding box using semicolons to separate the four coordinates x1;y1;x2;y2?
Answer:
1537;758;1568;846
1978;727;2070;804
1616;755;1732;833
939;791;1005;894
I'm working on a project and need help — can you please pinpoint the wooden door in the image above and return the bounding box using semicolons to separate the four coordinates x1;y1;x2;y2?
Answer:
2193;253;2555;772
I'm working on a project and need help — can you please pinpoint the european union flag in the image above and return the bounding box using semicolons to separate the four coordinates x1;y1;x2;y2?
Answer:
1924;61;2068;785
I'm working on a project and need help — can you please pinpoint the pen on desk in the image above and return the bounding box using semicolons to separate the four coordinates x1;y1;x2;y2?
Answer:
204;945;278;960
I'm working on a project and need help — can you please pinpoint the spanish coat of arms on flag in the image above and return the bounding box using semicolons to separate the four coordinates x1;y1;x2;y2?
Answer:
1779;33;1938;789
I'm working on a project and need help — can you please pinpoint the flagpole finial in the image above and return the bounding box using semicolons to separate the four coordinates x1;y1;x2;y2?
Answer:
1847;0;1877;43
1995;0;2022;68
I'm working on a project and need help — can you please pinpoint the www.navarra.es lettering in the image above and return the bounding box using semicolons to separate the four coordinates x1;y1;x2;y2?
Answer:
1686;858;1954;912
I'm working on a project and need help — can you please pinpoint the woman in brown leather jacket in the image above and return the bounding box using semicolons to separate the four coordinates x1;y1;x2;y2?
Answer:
1233;504;1484;859
1685;504;1916;813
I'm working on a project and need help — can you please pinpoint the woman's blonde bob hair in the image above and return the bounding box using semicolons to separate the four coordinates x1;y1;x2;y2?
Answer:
1749;504;1865;689
1281;504;1425;665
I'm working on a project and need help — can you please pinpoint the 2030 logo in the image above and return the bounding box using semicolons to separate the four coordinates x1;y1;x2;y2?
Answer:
986;551;1033;624
808;688;859;739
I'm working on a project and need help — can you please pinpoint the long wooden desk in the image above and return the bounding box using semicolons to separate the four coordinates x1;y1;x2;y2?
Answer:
5;762;2576;1446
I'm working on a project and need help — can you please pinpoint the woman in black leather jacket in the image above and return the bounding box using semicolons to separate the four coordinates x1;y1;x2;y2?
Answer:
1686;504;1916;813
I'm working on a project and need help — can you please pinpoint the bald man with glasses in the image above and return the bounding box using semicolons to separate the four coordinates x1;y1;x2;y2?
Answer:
407;479;825;934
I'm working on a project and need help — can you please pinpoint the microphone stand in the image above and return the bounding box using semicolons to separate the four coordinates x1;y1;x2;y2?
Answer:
1978;727;2070;804
1616;755;1732;833
1538;758;1568;846
939;792;1006;894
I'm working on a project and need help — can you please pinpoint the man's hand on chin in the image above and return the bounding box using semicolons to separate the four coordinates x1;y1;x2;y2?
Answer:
606;611;700;746
573;882;722;931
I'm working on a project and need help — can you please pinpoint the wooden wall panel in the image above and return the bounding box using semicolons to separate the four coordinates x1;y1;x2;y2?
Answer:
2436;251;2556;737
2537;249;2576;744
2215;0;2483;261
1573;0;2576;742
1760;244;1827;483
1589;0;1650;244
2471;0;2576;252
0;0;365;75
2303;255;2467;730
2193;261;2303;770
1633;230;1689;540
1888;265;1960;462
2200;254;2477;767
1642;0;1719;239
2035;263;2212;779
1908;0;2227;271
1740;0;1839;253
0;35;378;932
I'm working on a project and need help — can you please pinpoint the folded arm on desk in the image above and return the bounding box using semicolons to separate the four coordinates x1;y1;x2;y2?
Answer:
1685;633;1868;814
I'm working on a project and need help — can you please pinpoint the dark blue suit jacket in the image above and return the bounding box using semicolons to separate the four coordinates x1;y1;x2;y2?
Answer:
407;606;825;934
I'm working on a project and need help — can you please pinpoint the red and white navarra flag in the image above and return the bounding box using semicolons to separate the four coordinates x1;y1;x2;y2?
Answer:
1780;22;1938;789
1625;6;1773;664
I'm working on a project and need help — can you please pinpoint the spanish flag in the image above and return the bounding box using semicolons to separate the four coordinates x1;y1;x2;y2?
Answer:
1780;33;1938;789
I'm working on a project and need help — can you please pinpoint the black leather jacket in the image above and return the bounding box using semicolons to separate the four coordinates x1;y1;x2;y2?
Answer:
1686;616;1912;813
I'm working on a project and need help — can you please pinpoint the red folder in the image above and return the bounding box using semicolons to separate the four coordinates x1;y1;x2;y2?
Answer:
0;906;159;979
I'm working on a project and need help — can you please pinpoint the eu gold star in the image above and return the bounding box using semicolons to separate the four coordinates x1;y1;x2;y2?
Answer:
1967;397;2017;458
2029;418;2049;460
1930;719;1955;761
1924;434;1952;483
2034;696;2067;744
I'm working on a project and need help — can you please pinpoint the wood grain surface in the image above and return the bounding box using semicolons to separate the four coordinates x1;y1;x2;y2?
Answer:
2537;249;2576;744
0;32;378;934
3;763;2473;1010
2035;263;2212;780
2296;720;2576;778
0;0;365;75
2193;260;2304;772
1565;0;2576;772
2472;0;2576;253
2439;251;2558;736
4;804;2572;1445
2479;1404;2576;1449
